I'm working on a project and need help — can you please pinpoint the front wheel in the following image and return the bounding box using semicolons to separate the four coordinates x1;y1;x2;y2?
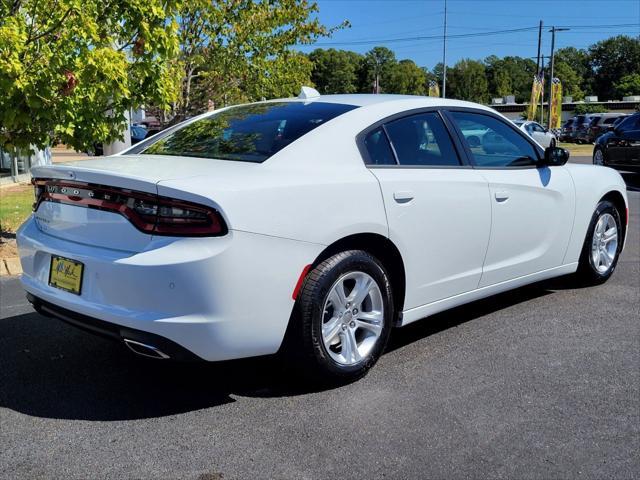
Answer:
576;200;622;285
285;250;394;383
549;138;556;149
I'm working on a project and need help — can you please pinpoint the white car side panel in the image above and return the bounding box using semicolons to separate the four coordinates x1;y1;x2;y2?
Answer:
477;166;575;286
561;164;628;264
370;168;492;309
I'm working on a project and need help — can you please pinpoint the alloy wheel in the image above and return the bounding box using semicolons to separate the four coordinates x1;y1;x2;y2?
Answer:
590;213;618;274
321;271;384;365
593;149;604;165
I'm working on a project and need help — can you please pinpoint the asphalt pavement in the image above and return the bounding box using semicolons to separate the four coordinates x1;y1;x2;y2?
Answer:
1;158;638;479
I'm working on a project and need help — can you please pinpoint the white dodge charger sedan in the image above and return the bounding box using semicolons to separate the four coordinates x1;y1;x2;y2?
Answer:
18;91;628;382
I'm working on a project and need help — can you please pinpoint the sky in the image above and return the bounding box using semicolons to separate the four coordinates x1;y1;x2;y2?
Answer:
297;0;640;69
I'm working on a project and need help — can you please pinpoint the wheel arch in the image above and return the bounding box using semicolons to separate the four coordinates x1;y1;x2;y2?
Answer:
311;233;406;317
600;190;628;241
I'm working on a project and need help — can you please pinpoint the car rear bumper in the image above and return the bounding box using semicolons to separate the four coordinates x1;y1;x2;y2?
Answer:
17;216;323;361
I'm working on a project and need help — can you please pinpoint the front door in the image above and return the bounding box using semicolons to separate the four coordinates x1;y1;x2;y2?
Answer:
447;110;575;287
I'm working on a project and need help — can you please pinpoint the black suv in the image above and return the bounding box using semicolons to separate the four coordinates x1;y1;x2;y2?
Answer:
593;112;640;172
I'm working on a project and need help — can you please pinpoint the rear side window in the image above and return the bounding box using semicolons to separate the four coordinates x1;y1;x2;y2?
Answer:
363;128;396;165
135;102;357;163
383;112;461;166
450;111;538;168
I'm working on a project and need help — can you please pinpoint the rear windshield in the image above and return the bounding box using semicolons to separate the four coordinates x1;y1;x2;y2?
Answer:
132;101;357;163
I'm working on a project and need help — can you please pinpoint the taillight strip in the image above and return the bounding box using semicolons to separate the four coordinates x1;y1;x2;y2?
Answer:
33;178;227;237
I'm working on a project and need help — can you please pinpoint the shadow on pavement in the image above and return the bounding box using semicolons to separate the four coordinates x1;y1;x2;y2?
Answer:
1;284;556;421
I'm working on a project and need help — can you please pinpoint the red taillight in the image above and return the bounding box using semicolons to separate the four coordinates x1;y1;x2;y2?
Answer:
33;179;226;237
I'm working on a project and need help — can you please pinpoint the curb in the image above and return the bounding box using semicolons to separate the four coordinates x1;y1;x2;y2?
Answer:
1;257;22;276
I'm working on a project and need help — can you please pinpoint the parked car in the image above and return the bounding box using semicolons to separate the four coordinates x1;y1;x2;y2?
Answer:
18;91;628;383
559;118;574;142
571;114;598;143
513;120;557;148
130;124;148;144
578;113;627;144
593;112;640;172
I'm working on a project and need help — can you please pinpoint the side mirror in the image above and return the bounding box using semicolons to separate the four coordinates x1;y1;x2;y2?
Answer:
542;146;570;166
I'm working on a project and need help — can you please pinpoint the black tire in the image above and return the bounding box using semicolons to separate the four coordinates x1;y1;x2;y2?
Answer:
593;146;605;166
575;200;623;285
284;250;394;383
550;138;556;149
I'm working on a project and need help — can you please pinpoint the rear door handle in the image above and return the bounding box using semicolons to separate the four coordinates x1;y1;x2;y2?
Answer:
494;190;510;202
393;191;414;203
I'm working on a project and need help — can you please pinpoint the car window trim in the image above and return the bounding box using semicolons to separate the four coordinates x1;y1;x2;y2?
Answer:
356;107;471;169
441;108;545;170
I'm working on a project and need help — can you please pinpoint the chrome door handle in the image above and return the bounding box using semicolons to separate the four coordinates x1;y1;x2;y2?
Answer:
393;191;414;203
494;191;509;202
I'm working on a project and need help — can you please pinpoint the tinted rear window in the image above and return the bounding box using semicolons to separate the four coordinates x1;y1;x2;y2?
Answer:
134;102;357;163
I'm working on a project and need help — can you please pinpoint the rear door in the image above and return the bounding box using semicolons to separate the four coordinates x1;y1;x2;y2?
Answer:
362;110;491;309
446;110;575;287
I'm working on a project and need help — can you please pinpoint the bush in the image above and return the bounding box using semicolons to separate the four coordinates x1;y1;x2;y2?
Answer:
573;104;608;115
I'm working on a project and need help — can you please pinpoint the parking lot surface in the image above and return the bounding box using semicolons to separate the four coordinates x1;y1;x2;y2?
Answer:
1;159;638;479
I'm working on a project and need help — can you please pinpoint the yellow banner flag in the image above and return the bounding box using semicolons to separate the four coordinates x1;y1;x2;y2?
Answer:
527;75;543;121
550;78;563;130
428;80;440;98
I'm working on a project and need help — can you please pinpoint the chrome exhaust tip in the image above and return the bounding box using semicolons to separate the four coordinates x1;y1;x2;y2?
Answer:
123;339;170;359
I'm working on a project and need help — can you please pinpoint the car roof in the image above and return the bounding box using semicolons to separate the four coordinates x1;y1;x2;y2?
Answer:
265;93;497;113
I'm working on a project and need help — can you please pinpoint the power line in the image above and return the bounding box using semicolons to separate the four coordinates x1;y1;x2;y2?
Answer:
307;23;639;47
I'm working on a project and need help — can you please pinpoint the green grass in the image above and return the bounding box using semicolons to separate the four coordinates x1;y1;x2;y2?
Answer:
558;142;595;157
0;184;33;233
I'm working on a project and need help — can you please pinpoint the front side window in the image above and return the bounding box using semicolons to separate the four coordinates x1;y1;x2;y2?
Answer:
133;101;357;163
383;112;460;166
450;111;539;167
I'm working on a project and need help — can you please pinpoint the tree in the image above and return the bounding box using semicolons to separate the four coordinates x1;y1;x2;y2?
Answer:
386;59;427;95
484;55;536;103
614;73;640;98
573;104;608;115
553;61;584;101
362;46;396;93
309;48;362;94
588;35;640;100
448;59;488;103
0;0;181;153
173;0;341;122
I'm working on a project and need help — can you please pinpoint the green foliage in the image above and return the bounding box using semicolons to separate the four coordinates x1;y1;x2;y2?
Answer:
386;60;427;95
553;61;584;100
309;48;362;94
0;0;181;153
588;36;640;100
173;0;341;121
614;73;640;98
485;55;537;103
573;103;608;115
448;59;488;103
362;46;396;93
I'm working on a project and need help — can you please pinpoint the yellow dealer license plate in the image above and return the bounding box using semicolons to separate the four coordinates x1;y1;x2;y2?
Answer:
49;255;84;295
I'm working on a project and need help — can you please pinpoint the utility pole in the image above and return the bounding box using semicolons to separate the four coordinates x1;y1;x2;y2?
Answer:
548;26;569;128
442;0;448;98
535;20;543;76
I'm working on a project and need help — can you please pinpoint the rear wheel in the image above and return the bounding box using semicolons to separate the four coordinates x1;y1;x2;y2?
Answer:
549;138;556;149
593;147;605;166
286;250;394;383
576;200;622;285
